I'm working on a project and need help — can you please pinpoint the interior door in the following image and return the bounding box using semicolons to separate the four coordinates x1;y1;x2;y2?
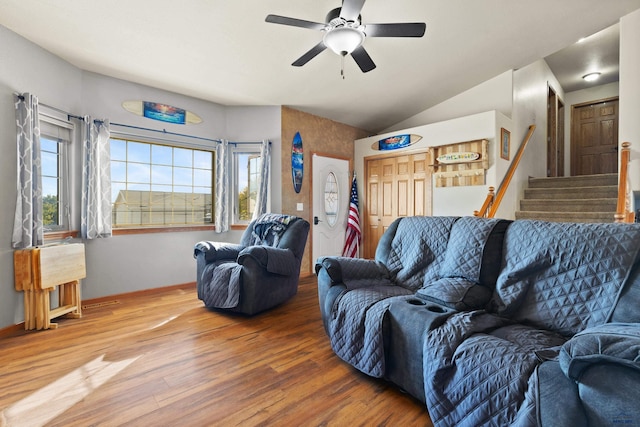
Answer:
363;151;431;259
547;86;558;177
571;98;619;175
312;154;350;264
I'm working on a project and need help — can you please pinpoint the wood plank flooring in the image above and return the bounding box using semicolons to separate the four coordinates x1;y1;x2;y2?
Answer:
0;276;432;426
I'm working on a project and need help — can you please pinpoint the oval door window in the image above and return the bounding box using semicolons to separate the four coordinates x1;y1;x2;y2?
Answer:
324;172;339;227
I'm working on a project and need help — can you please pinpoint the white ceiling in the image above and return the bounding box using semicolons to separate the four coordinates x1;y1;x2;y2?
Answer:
544;23;621;93
1;0;639;132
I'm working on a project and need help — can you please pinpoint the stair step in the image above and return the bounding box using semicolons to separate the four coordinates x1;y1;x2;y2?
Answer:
523;185;618;200
515;211;615;223
520;198;617;212
528;173;618;189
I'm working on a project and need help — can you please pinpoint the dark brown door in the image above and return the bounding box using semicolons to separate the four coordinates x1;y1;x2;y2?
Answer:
571;98;619;175
558;99;565;176
547;86;565;177
547;87;558;177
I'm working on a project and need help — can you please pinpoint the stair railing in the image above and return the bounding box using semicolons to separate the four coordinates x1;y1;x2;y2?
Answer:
475;124;536;218
615;142;634;223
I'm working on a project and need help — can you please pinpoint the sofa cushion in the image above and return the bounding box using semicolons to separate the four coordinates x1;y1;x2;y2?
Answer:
418;217;510;310
610;253;640;323
417;277;492;310
382;216;459;291
423;313;566;426
490;220;640;336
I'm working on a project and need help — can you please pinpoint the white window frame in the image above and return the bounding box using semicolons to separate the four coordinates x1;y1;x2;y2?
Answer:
39;111;73;233
109;136;215;228
231;144;262;225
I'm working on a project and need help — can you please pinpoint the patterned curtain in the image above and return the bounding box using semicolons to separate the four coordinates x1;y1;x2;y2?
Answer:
215;139;229;233
251;139;271;221
12;93;43;249
81;117;112;239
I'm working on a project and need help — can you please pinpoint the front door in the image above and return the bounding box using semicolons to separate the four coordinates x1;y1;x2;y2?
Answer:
571;97;619;175
312;154;350;264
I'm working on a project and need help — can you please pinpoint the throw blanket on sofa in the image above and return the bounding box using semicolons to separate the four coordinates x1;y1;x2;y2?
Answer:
251;213;298;246
423;311;566;427
490;220;640;336
201;262;242;308
424;220;640;427
329;286;412;377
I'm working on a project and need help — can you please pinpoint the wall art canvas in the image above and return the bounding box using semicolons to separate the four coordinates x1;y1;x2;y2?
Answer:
501;128;511;160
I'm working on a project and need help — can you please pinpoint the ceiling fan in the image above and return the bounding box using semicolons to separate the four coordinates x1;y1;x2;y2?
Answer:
265;0;426;76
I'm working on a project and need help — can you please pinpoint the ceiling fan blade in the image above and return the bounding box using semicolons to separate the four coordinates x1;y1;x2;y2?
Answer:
265;14;326;31
340;0;366;22
365;23;426;37
351;45;376;73
292;42;327;67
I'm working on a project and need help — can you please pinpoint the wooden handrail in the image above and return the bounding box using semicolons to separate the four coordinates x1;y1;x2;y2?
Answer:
478;125;536;218
615;142;633;223
474;187;495;217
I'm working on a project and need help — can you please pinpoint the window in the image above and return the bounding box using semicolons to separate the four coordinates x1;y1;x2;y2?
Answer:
110;138;214;227
40;113;73;232
232;146;262;224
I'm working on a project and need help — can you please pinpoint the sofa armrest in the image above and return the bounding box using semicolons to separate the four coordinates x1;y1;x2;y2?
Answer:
194;241;243;263
560;323;640;381
238;246;297;276
315;256;391;289
315;256;393;334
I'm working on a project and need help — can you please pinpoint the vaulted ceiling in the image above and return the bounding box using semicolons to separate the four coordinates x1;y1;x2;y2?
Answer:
1;0;639;132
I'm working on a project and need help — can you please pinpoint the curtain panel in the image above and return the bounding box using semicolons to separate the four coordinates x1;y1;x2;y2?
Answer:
251;139;271;220
215;139;229;233
81;117;112;239
12;93;43;249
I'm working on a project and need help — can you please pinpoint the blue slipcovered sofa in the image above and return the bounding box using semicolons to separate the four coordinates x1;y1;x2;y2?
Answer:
315;216;640;426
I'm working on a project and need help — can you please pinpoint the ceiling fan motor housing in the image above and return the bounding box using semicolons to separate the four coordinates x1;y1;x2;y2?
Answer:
326;7;361;27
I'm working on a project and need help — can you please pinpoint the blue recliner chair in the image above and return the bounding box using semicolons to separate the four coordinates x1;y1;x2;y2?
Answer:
194;214;310;315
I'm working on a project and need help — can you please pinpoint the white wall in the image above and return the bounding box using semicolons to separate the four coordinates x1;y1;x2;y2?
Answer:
0;25;283;330
620;8;640;205
499;59;564;218
225;106;282;213
0;26;83;328
355;111;513;218
385;70;514;133
77;73;233;301
366;59;561;221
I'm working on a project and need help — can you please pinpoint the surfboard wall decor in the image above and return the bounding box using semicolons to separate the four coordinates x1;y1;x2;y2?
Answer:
291;132;303;193
372;134;423;151
122;100;203;125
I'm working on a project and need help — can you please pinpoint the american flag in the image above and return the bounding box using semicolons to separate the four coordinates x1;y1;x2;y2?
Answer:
342;173;361;258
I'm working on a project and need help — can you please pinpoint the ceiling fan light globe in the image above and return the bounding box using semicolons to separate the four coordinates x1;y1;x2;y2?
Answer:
323;27;364;55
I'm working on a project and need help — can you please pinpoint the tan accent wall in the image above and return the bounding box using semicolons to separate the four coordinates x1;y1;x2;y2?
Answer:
281;106;370;275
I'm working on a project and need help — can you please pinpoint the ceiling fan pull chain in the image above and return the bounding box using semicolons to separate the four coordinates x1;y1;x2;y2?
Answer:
341;53;346;79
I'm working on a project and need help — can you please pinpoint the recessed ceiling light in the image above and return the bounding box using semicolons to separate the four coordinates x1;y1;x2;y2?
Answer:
582;72;601;82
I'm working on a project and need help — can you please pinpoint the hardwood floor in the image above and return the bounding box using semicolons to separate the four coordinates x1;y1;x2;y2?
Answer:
0;276;432;426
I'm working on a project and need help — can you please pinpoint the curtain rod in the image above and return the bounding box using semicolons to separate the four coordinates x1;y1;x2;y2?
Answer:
15;97;267;146
67;114;221;145
68;115;267;146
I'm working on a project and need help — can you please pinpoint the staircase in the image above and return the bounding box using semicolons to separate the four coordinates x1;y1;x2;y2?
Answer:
516;173;618;223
